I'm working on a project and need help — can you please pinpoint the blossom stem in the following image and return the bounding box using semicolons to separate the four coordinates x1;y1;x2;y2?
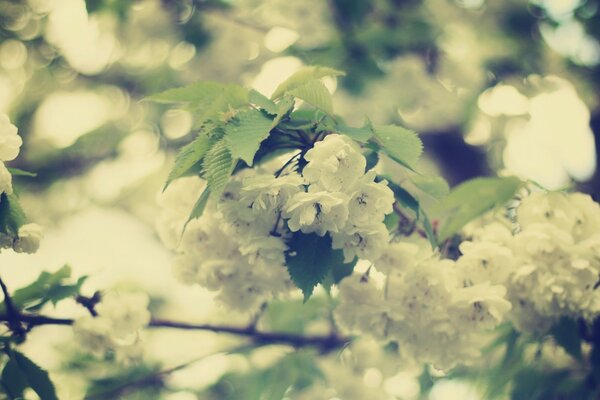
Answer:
0;313;350;351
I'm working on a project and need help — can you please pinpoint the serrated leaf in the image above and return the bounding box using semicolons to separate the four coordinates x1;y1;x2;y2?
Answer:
271;95;295;129
148;81;249;127
551;317;583;361
371;125;423;170
271;66;345;100
249;89;277;114
289;79;333;114
0;193;26;236
285;232;339;301
335;124;372;143
183;187;210;231
6;350;58;400
410;175;449;199
164;134;211;191
202;140;233;199
434;176;523;241
224;109;273;166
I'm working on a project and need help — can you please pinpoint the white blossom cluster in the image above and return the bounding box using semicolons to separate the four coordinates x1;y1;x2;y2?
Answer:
335;241;511;370
73;292;150;363
287;134;394;262
156;174;294;312
459;191;600;334
0;114;42;254
156;134;394;311
0;114;22;196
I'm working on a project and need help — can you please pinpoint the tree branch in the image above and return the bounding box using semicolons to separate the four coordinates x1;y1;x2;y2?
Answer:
0;276;26;338
0;313;349;352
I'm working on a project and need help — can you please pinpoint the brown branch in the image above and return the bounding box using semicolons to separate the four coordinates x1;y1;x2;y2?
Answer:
0;313;350;352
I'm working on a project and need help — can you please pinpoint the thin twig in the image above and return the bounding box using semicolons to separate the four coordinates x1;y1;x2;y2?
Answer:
0;313;350;351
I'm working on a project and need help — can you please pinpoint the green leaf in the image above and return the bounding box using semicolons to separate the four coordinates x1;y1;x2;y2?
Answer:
551;317;583;361
249;89;277;114
6;168;36;178
335;123;372;143
0;193;26;236
271;66;345;100
434;176;523;241
264;298;329;334
202;140;233;199
224;109;273;166
289;79;333;114
148;81;249;127
410;174;450;199
371;125;423;170
386;179;437;248
285;233;338;301
164;134;211;191
6;350;58;400
2;359;27;399
183;187;210;231
271;95;295;129
1;265;85;313
148;81;246;105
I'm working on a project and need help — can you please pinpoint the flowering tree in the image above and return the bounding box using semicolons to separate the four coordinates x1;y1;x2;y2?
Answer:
1;65;600;399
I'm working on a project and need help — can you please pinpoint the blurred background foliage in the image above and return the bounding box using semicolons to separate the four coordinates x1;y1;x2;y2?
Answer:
1;0;600;398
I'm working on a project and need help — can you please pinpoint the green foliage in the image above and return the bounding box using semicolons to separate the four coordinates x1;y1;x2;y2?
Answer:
148;81;249;127
205;350;322;400
285;233;344;301
271;96;296;128
249;89;277;114
1;349;58;400
271;66;345;100
0;193;26;236
289;79;334;114
224;109;273;166
183;187;211;231
163;134;211;191
371;125;423;170
334;123;372;143
433;176;523;242
386;179;437;248
410;174;450;199
202;139;234;200
84;364;163;399
263;298;331;334
6;168;36;178
0;265;86;314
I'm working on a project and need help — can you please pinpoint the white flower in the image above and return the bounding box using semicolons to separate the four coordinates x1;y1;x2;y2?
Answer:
331;222;389;262
0;114;22;162
303;134;366;192
346;171;394;226
72;316;115;356
0;162;12;195
455;240;515;285
517;191;581;233
241;172;304;212
335;274;391;337
451;283;512;330
284;190;349;236
13;223;43;254
97;292;151;339
73;291;150;361
374;241;420;274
